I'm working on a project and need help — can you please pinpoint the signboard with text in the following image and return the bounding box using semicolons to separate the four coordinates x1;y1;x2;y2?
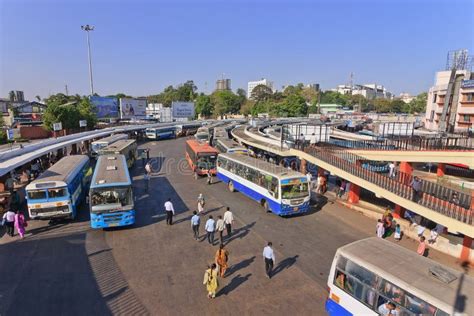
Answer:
79;120;87;127
53;122;62;131
119;98;147;119
172;101;194;118
461;80;474;89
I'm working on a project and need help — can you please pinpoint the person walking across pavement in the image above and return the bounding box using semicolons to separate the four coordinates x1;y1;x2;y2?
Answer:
262;242;276;279
203;263;219;299
417;236;427;256
223;207;234;237
215;243;229;278
2;209;15;237
207;171;212;185
215;215;225;244
197;193;205;214
164;198;175;225
205;215;216;245
14;210;26;239
376;219;385;238
191;211;200;240
388;162;396;178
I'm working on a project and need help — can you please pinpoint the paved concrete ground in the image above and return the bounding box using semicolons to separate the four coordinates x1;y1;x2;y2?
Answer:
0;137;470;315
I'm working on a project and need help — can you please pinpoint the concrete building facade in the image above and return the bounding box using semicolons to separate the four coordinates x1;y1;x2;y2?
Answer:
424;70;474;133
334;83;393;100
215;79;231;91
248;78;273;98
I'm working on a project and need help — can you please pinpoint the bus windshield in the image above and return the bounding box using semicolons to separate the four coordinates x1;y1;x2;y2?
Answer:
48;188;68;198
90;186;132;211
197;154;216;170
281;182;309;199
27;189;47;200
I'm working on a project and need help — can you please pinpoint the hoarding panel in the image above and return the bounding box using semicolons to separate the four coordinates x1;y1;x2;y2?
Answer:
90;96;119;119
172;101;194;118
120;98;147;119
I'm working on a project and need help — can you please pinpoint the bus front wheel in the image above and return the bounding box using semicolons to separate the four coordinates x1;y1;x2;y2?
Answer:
228;181;235;192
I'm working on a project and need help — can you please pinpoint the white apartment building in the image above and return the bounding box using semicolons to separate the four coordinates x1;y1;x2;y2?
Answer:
248;79;273;98
424;70;474;132
399;93;414;103
334;84;393;100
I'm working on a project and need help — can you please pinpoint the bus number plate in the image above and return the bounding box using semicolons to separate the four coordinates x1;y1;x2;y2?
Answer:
293;207;298;212
108;223;119;227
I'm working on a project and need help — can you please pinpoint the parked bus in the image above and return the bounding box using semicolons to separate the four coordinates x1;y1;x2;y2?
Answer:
91;134;128;156
216;153;310;215
215;139;248;155
326;237;473;316
194;126;211;143
185;139;218;177
89;154;135;228
26;155;91;220
176;123;202;137
145;126;176;140
98;139;137;168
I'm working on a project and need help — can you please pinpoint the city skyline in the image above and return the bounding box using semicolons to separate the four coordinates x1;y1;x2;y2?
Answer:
1;0;473;101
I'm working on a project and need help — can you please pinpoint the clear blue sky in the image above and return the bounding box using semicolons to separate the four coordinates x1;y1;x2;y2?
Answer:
1;0;473;101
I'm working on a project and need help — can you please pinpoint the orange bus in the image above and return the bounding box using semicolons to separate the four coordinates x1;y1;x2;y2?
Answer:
185;139;219;176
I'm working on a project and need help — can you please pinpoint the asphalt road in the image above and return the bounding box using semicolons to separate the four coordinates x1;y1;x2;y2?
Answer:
0;137;412;315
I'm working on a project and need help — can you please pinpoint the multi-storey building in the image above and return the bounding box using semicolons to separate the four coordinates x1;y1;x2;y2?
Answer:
248;78;273;98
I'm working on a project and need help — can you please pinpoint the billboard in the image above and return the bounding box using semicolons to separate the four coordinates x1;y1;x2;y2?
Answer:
90;96;119;119
119;98;147;119
172;101;195;118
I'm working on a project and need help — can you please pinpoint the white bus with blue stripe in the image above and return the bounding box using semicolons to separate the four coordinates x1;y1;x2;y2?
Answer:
326;237;472;316
26;155;91;220
215;139;248;155
89;154;135;228
217;153;310;215
145;126;176;140
91;133;128;156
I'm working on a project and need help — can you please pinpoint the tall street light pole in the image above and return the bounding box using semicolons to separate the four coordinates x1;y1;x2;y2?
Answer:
81;24;95;95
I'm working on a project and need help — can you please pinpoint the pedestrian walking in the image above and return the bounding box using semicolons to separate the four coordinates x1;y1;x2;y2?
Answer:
2;209;15;237
145;161;152;175
388;162;396;178
197;193;205;214
417;236;427;256
306;172;312;188
223;207;234;237
164;198;175;225
309;133;317;148
207;171;212;185
316;174;324;194
411;176;422;203
394;224;401;241
376;219;385;238
216;215;225;244
144;172;150;193
263;242;275;279
338;180;346;198
141;149;147;167
191;211;200;240
14;210;26;239
203;263;219;299
205;215;216;245
215;243;229;278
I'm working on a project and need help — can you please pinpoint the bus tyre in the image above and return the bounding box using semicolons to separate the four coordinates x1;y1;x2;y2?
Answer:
228;181;235;192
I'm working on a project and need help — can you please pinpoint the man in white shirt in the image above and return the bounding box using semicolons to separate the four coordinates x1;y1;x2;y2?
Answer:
205;215;216;245
378;301;398;315
2;209;16;236
389;162;396;178
164;198;175;225
262;242;276;279
223;207;234;237
215;215;225;244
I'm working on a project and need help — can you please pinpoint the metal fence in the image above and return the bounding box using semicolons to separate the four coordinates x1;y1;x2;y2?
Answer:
304;146;473;225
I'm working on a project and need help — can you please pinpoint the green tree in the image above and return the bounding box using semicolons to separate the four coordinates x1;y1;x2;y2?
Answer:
43;94;97;130
408;92;427;114
373;99;392;113
195;94;213;117
250;84;273;102
320;91;348;106
280;94;308;117
240;100;255;116
211;90;240;116
77;98;97;128
175;80;197;102
390;99;406;113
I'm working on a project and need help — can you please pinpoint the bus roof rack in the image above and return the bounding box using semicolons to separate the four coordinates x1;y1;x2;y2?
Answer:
429;265;457;284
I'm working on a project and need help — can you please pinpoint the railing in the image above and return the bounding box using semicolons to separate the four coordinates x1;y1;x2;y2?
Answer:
304;146;473;225
327;137;474;151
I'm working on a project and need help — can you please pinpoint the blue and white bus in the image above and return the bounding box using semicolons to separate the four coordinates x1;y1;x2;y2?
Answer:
145;126;176;140
98;139;138;168
91;133;128;156
217;153;310;215
89;154;135;228
326;238;472;316
25;155;91;220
